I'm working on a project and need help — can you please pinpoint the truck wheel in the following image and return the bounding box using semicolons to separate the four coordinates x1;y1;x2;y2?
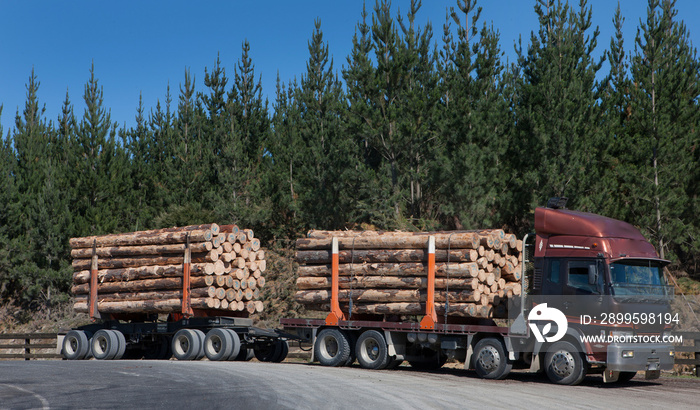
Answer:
314;329;350;367
254;340;281;362
222;329;241;361
172;329;202;360
272;340;289;363
472;338;512;380
233;347;254;361
62;330;90;360
91;329;120;360
356;330;389;370
143;336;171;360
544;341;588;385
113;330;126;360
204;329;235;361
344;332;357;366
194;330;206;360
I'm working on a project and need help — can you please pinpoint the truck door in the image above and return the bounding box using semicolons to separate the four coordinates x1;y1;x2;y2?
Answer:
560;259;604;318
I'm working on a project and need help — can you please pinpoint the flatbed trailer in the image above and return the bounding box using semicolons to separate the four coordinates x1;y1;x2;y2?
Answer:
60;315;293;362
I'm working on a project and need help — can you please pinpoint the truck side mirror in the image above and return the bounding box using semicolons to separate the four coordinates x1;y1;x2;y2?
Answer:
588;265;598;285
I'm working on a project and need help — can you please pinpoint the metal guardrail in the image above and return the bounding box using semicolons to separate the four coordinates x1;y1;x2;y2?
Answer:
674;331;700;377
0;333;62;360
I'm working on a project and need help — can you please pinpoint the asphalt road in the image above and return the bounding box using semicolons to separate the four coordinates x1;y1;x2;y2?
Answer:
0;360;698;409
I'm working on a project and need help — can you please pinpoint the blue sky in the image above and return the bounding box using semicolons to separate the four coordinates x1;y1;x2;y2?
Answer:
1;0;698;135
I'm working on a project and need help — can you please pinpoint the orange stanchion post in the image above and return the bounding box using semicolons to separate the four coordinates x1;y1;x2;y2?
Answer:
420;236;437;330
326;237;346;326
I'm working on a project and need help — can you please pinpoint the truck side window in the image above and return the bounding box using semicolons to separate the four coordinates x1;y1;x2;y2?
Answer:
567;261;598;293
548;260;560;284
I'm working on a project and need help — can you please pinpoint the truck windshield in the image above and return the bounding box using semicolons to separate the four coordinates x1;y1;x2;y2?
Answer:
609;260;671;297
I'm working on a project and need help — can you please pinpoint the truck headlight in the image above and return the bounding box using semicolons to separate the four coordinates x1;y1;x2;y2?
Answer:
622;350;634;358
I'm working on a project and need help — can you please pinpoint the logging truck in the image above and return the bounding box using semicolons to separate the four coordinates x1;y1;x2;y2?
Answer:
59;223;292;363
281;198;676;385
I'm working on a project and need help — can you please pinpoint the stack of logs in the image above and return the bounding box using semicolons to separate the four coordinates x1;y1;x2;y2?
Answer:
294;230;522;319
70;224;266;316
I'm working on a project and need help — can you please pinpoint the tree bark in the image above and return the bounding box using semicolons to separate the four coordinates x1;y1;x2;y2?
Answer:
295;248;478;264
296;276;479;290
297;262;478;278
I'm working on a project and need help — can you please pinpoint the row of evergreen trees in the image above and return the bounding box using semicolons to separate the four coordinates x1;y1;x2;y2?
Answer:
1;0;698;311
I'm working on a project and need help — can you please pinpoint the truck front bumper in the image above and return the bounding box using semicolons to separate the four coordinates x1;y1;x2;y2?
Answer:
606;343;674;372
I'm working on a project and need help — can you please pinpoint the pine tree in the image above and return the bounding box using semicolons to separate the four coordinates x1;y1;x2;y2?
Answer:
436;0;515;230
597;3;632;220
514;0;603;213
71;62;123;235
626;0;700;263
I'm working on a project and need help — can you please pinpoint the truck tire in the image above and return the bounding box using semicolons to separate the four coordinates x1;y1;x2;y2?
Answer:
233;347;254;361
544;341;589;385
223;329;241;361
172;329;203;360
272;340;289;363
356;330;389;370
314;329;350;367
62;330;90;360
194;330;206;360
254;340;283;362
472;338;512;380
113;330;126;360
204;329;235;361
143;336;172;360
91;329;120;360
344;332;357;366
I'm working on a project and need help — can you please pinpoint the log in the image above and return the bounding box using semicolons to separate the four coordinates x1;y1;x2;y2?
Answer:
72;254;212;271
71;276;209;294
72;263;212;285
70;228;215;248
300;302;488;317
297;262;478;278
295;248;478;264
73;297;214;314
295;276;479;290
296;232;480;250
294;288;480;304
70;242;213;259
74;287;209;303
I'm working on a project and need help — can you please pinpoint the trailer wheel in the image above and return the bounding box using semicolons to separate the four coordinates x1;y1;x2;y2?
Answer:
356;330;389;370
254;340;281;362
194;330;206;360
222;329;241;361
272;340;289;363
344;332;357;366
143;336;172;360
544;341;588;385
204;329;235;361
172;329;203;360
472;338;512;380
62;330;90;360
314;329;350;367
233;347;254;361
113;330;126;360
91;330;120;360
